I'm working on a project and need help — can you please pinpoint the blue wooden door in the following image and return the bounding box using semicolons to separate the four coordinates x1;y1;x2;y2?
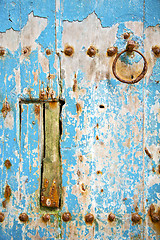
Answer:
0;0;160;239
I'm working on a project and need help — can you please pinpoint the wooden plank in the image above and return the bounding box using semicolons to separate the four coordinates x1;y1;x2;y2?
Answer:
41;102;61;208
20;103;41;212
60;0;147;239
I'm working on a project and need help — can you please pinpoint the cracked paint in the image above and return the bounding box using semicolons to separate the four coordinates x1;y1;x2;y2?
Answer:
0;0;160;239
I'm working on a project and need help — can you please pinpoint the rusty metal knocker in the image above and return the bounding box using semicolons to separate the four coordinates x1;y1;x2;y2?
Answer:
112;48;148;84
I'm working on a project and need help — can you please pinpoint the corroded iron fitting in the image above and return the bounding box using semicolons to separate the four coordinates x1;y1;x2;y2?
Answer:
123;32;130;39
126;40;136;52
152;46;160;57
64;46;74;56
85;213;94;224
19;213;29;222
42;214;50;222
149;204;160;223
87;46;97;57
46;49;52;55
0;212;5;222
62;212;72;222
0;47;5;56
107;47;118;56
4;159;12;169
131;213;141;224
108;213;115;222
22;46;31;56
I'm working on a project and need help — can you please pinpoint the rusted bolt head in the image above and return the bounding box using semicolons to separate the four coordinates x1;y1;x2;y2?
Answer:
42;214;50;222
107;47;118;57
85;213;94;224
108;213;115;222
87;46;97;57
126;40;136;52
4;159;12;169
152;46;160;57
19;213;29;222
149;204;155;215
64;46;74;56
22;47;31;56
123;32;130;39
46;49;52;55
151;213;160;223
62;212;72;222
0;212;5;222
131;213;141;223
0;48;5;56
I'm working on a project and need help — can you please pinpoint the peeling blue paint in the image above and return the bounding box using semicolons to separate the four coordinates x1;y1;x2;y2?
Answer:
0;0;160;239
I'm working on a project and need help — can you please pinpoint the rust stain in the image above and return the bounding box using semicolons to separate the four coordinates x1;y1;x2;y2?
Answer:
158;165;160;174
87;46;97;57
4;184;11;200
123;197;127;201
85;213;94;225
33;70;38;85
108;213;116;222
39;90;46;100
1;101;11;118
80;183;86;193
62;212;72;222
4;159;12;169
78;155;83;162
145;147;153;159
76;103;82;114
0;212;5;222
28;88;32;99
34;105;40;115
50;90;56;100
42;214;50;222
96;135;99;140
77;170;81;177
44;179;49;189
64;45;74;56
152;167;155;173
101;189;103;192
131;213;141;224
41;179;59;208
73;79;78;92
48;74;55;80
2;200;7;208
49;102;58;110
19;213;29;222
96;170;102;175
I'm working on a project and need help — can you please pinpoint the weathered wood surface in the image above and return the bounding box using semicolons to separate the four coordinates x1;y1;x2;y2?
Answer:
0;0;160;239
41;102;60;209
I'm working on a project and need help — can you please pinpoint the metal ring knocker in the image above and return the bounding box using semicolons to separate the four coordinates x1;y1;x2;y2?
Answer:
112;49;148;84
